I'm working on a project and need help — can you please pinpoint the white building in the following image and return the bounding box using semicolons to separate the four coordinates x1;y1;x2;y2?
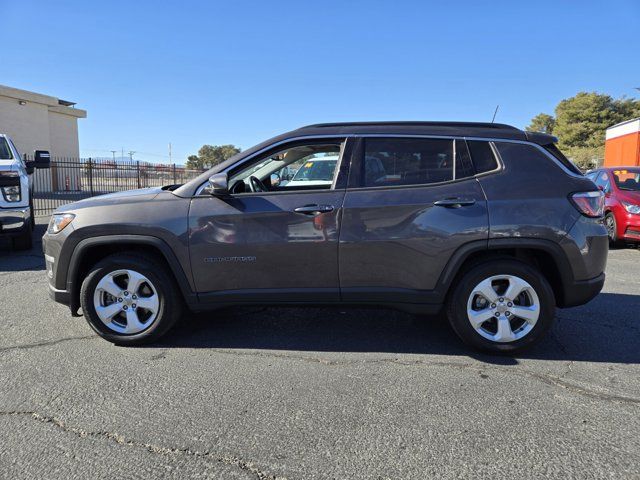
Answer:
0;84;86;158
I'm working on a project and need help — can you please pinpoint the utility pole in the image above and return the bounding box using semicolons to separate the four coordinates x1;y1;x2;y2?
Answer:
110;150;116;162
128;151;136;161
168;142;172;164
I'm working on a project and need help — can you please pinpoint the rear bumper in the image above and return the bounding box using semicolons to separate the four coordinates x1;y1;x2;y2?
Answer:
561;272;605;308
0;206;30;234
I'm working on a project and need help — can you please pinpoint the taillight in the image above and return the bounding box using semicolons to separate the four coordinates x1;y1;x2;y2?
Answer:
570;191;604;218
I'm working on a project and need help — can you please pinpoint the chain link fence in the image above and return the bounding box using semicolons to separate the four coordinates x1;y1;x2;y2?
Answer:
28;156;205;215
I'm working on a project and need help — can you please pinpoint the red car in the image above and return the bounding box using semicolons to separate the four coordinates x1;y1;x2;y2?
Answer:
586;167;640;245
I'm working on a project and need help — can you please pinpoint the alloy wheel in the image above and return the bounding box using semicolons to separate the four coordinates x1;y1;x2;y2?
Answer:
93;269;160;334
605;214;616;240
466;274;540;343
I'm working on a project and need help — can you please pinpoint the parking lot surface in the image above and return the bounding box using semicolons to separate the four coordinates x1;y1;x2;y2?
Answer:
1;220;639;479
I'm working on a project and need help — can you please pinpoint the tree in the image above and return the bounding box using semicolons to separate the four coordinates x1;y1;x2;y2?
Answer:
527;92;640;169
526;113;555;134
186;144;241;169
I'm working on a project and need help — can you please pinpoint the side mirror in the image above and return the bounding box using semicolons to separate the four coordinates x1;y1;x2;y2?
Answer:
270;173;281;187
208;172;229;195
34;150;51;169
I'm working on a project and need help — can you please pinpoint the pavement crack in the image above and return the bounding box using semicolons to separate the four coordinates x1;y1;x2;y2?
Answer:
0;335;97;354
0;411;287;480
207;348;640;406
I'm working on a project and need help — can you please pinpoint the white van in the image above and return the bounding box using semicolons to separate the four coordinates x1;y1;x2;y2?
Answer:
0;134;50;250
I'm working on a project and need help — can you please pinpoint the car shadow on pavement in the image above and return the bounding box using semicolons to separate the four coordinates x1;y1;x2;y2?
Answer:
0;223;46;272
154;292;640;365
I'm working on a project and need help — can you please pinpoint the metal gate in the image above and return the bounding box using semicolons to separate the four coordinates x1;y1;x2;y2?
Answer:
29;156;205;216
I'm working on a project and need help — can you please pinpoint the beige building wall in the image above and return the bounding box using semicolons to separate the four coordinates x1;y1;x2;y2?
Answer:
0;84;86;158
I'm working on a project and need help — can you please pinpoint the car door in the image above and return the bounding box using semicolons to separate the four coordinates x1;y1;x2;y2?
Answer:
189;137;352;304
339;136;489;304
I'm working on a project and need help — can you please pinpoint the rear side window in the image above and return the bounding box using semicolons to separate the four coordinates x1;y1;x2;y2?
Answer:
361;138;474;187
466;141;498;174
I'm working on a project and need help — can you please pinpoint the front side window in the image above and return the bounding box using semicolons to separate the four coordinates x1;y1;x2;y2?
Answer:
227;142;342;194
361;138;474;188
0;138;13;160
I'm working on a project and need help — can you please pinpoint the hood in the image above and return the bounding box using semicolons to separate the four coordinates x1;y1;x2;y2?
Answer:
618;190;640;204
55;187;165;212
0;159;17;171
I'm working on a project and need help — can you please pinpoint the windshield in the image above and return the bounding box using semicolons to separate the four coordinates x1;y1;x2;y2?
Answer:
612;168;640;191
291;159;337;182
0;138;13;160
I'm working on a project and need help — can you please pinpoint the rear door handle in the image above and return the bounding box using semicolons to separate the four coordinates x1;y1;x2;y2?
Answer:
433;198;476;208
294;204;335;215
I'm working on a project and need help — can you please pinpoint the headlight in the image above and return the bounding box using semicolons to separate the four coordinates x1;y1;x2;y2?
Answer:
48;213;75;234
1;185;21;202
622;201;640;215
0;171;21;202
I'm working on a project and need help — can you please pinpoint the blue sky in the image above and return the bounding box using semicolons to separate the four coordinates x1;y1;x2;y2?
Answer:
2;0;639;163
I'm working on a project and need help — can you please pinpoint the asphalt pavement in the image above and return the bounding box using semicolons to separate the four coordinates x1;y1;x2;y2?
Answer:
1;220;639;479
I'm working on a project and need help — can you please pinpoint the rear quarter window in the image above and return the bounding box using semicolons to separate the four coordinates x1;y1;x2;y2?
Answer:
494;142;577;177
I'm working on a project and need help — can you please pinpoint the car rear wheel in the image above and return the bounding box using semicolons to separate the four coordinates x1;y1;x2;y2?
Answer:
446;259;555;354
80;253;182;345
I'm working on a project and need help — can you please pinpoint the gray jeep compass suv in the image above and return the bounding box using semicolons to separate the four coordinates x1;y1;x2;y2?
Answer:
43;122;608;353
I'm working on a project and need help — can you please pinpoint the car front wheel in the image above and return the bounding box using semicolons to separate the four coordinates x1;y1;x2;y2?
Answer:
80;253;182;345
446;259;555;354
604;212;619;246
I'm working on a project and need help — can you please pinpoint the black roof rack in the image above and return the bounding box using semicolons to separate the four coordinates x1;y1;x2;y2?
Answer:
300;121;520;131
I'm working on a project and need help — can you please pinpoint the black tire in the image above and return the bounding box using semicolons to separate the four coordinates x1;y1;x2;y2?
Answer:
29;192;35;231
80;252;182;346
446;259;555;354
11;223;33;250
604;212;620;247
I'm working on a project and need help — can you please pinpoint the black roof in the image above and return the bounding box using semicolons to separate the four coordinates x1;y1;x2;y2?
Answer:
289;121;553;143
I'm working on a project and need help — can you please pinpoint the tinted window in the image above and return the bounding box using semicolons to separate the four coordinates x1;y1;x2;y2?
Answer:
467;140;498;174
495;142;574;175
543;143;583;175
362;138;474;187
0;138;12;160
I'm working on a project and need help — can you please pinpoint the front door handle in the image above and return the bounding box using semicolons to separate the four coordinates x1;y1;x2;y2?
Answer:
294;204;335;215
433;198;476;208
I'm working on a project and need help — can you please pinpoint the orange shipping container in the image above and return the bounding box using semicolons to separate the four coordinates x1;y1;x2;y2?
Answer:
604;118;640;167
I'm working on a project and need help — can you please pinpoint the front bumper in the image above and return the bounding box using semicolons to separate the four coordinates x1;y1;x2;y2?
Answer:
48;283;71;306
0;206;30;234
619;211;640;241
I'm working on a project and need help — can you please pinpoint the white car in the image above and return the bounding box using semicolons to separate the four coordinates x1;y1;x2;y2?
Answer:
0;134;50;249
284;156;338;188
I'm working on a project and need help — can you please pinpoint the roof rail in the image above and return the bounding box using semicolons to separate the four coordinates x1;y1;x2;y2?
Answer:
300;121;520;130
